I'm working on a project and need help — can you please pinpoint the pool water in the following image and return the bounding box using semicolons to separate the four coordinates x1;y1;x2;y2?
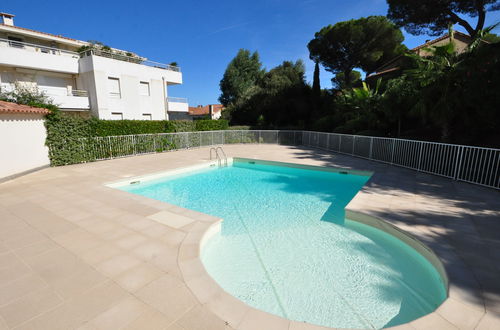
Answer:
120;160;447;329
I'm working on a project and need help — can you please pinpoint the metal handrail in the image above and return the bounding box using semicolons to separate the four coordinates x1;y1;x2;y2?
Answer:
167;97;188;103
80;48;181;72
0;38;79;56
210;147;221;167
216;146;228;167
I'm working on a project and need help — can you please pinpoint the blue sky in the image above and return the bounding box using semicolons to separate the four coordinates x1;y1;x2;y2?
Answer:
3;0;500;106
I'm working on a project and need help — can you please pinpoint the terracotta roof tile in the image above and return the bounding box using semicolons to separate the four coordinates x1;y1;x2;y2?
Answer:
0;100;51;115
0;23;83;43
188;104;223;116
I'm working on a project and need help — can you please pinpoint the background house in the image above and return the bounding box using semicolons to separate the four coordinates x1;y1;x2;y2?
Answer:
188;104;224;120
0;12;188;120
366;31;474;82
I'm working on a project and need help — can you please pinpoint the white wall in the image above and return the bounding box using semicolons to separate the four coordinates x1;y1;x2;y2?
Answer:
0;113;49;179
0;46;79;74
79;55;182;120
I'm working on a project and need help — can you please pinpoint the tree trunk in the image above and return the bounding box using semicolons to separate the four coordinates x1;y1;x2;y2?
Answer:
448;11;476;36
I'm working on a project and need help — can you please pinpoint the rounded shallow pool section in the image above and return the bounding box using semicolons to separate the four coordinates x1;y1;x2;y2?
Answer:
118;158;447;329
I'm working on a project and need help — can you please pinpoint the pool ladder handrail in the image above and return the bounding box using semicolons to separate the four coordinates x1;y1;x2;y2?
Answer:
210;146;227;167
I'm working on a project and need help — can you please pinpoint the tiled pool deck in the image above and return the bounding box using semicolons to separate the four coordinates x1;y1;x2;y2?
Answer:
0;144;499;330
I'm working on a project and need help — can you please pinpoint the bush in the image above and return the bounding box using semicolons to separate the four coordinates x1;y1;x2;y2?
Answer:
168;120;196;132
195;120;229;131
89;119;171;136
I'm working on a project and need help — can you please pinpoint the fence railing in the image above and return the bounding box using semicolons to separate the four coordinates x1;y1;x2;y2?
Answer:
302;131;500;190
0;38;79;58
167;97;188;103
72;130;499;189
80;49;181;72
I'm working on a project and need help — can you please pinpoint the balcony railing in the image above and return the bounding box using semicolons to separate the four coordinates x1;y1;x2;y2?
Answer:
80;49;181;72
0;38;79;58
167;97;188;103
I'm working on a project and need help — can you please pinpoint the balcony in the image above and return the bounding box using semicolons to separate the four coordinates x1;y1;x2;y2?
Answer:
40;86;90;110
80;49;181;72
0;38;80;74
167;97;188;112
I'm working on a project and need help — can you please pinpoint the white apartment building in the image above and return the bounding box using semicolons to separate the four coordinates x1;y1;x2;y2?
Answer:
0;12;189;120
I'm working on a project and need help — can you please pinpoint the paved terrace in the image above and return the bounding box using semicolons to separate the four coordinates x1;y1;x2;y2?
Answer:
0;144;499;330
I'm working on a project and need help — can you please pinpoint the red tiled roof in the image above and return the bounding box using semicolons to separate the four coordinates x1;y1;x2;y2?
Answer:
0;23;83;43
0;101;51;115
411;31;471;52
188;104;224;116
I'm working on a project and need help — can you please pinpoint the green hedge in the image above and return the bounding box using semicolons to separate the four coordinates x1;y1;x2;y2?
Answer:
45;113;232;165
89;119;171;136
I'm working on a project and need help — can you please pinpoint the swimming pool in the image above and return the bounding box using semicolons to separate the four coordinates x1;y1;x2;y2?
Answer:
118;158;447;329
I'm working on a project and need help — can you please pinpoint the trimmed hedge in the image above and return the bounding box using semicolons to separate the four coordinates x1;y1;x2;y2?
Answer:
89;119;171;136
45;113;231;165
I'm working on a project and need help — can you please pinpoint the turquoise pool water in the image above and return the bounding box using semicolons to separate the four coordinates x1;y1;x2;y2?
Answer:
120;160;447;329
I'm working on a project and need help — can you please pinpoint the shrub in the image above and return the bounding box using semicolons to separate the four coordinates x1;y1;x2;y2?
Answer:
89;119;171;136
195;120;229;131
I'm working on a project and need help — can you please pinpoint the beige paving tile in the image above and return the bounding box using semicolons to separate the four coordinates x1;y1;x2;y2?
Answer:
123;309;173;330
136;275;198;323
96;254;142;278
87;297;149;329
147;210;195;229
15;280;127;330
51;266;108;300
410;312;457;329
185;274;222;304
114;233;149;250
132;240;173;261
289;321;333;330
53;228;103;254
436;297;485;329
176;305;230;330
13;239;60;260
115;263;164;292
0;286;62;328
206;292;251;328
237;307;289;330
0;273;47;305
24;248;88;285
79;243;123;265
475;312;500;330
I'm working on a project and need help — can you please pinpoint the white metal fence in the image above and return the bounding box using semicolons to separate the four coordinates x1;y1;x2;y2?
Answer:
302;131;500;190
77;130;499;189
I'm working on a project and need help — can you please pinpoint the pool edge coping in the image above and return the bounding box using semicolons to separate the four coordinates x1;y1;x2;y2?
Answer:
113;157;469;330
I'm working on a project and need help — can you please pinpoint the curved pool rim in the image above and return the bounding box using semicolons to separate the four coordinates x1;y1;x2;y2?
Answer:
184;208;449;330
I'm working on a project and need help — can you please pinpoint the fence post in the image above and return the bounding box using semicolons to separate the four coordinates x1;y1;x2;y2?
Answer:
352;136;355;155
211;131;214;146
369;137;373;159
108;136;113;159
259;131;261;144
327;134;330;150
390;139;396;164
132;135;137;154
417;142;423;171
339;135;342;152
453;146;464;180
276;131;279;145
241;130;244;143
222;131;225;145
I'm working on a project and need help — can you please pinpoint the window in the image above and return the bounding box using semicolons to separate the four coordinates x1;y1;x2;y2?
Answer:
8;36;23;48
142;113;152;120
111;112;123;120
139;81;150;96
107;77;121;98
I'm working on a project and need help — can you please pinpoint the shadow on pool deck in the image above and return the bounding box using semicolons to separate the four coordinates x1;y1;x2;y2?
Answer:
287;146;500;317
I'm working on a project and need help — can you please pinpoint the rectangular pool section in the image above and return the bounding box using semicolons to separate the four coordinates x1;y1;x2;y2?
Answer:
115;158;447;329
